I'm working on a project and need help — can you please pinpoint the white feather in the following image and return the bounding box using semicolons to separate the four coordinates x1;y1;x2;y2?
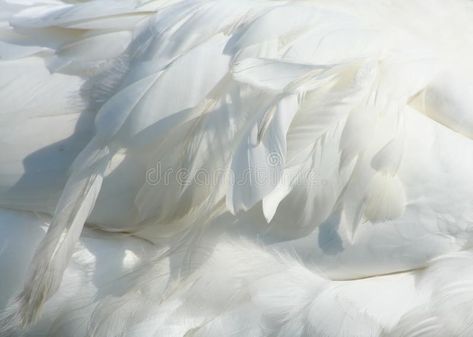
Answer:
3;0;473;336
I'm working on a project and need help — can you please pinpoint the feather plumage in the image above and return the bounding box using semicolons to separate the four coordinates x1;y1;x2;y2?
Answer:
2;0;473;336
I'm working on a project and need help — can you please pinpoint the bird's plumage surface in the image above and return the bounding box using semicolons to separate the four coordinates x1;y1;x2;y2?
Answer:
2;0;473;336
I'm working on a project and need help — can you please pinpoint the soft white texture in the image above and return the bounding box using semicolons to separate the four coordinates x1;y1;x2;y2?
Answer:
1;0;473;336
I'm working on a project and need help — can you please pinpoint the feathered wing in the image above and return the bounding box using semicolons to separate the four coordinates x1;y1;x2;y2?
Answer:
3;0;473;335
